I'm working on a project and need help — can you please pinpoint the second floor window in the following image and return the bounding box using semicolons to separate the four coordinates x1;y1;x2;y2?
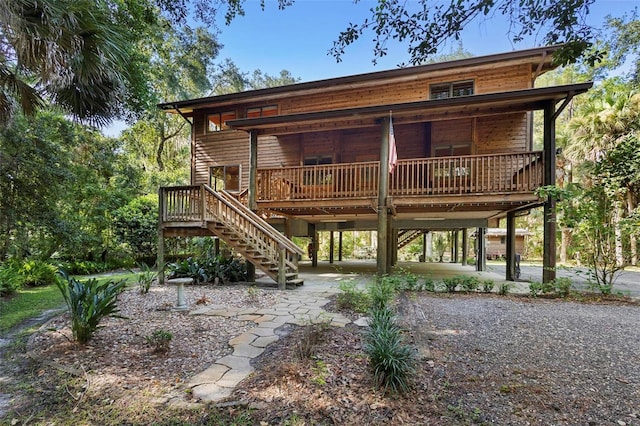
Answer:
207;111;236;132
430;81;474;100
246;105;278;118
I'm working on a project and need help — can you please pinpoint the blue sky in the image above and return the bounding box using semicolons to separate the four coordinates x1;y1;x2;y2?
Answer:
214;0;640;83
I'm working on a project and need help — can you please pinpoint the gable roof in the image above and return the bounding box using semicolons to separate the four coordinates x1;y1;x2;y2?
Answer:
158;45;564;114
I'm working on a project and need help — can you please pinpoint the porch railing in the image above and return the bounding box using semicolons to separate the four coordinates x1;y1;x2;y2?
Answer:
256;151;543;202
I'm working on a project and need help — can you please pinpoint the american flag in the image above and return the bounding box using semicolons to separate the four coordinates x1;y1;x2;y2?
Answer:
388;115;398;173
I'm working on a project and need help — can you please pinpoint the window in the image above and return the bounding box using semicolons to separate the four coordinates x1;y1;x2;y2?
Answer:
207;111;236;132
430;80;474;100
209;165;241;192
246;105;278;118
433;143;471;157
303;155;332;185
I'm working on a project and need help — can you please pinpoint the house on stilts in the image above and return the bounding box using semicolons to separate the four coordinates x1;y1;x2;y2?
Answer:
157;45;592;288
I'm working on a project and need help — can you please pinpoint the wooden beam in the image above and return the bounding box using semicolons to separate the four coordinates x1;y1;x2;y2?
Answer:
543;100;557;283
377;116;391;276
506;211;516;281
157;186;165;284
476;227;486;271
329;231;335;264
461;228;468;266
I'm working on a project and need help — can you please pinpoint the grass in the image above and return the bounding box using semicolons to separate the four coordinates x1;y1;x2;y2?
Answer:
0;271;136;334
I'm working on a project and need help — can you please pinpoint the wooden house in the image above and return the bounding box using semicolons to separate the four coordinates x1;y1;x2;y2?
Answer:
484;228;531;259
158;45;592;287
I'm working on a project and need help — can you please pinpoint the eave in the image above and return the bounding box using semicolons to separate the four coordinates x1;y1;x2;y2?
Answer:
158;45;564;114
225;82;593;135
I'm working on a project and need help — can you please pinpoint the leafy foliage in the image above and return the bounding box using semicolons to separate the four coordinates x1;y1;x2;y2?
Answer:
145;329;173;353
167;255;247;284
112;195;159;261
329;0;602;66
337;280;371;313
56;271;127;344
365;306;415;394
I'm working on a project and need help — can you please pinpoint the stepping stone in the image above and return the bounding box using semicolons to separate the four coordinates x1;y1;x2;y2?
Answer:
188;364;230;387
232;343;265;358
192;383;234;402
252;335;279;348
216;368;253;388
216;355;253;371
228;333;258;346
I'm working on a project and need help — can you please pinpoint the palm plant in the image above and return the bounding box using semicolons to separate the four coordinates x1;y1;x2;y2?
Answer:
0;0;132;125
56;271;127;344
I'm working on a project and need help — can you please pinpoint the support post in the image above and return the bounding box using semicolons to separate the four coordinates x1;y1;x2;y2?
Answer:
506;212;516;281
338;232;343;262
278;245;286;290
246;130;259;282
543;101;557;283
476;227;486;271
329;231;335;264
312;228;318;268
421;232;427;262
461;229;468;266
157;187;165;284
377;116;391;276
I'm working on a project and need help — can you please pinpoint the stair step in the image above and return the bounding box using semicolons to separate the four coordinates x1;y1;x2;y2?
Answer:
287;278;304;287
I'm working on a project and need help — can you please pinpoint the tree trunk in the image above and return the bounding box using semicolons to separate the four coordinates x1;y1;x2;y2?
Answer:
628;191;638;266
614;202;624;267
560;228;571;264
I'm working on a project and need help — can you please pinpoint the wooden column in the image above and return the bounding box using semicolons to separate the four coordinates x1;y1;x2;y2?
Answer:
157;187;165;284
506;212;516;281
311;228;318;268
461;228;468;266
329;231;335;264
377;117;391;276
476;227;486;271
388;220;397;269
453;230;460;263
543;101;557;283
246;130;258;282
338;232;343;262
421;232;427;262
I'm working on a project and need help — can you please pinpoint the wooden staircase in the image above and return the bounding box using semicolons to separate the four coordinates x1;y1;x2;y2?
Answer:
161;185;304;289
397;230;426;250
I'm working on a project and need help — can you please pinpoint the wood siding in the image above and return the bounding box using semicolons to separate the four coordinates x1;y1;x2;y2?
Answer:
280;64;531;115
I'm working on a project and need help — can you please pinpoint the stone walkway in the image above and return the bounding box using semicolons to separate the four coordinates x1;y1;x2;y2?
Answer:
186;286;353;402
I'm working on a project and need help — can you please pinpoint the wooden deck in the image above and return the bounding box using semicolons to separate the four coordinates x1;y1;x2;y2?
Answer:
255;151;543;212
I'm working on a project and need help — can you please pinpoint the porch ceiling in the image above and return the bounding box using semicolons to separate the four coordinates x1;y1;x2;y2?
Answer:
227;82;592;136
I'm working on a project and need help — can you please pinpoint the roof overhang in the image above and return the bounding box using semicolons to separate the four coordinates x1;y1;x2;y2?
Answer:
225;82;593;136
158;45;564;114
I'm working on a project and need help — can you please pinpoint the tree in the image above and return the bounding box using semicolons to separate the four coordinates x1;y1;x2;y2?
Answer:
211;59;300;95
0;0;143;125
329;0;603;66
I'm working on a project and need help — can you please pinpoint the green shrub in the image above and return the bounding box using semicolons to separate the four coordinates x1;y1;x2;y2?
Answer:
145;329;173;353
134;262;158;294
369;277;397;310
56;271;127;344
481;279;495;293
0;263;23;296
168;257;207;283
443;277;459;293
337;280;370;313
529;278;573;298
20;260;58;287
498;282;511;295
422;277;436;292
365;306;414;394
55;260;111;275
459;276;480;293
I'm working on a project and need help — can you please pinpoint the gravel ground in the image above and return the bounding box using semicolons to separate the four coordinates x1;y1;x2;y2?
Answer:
402;294;640;425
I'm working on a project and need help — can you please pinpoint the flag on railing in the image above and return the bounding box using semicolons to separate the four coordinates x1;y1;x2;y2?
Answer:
388;112;398;173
